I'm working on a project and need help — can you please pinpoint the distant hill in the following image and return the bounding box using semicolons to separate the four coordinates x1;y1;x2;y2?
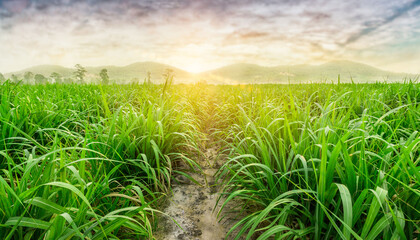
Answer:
7;65;74;78
200;60;417;83
5;62;196;84
87;62;196;84
200;63;280;84
4;60;417;84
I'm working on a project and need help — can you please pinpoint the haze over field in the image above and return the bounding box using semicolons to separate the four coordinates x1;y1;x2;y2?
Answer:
5;60;417;84
1;0;420;77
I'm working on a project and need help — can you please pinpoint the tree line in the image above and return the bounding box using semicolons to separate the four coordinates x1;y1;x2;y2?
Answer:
0;64;110;85
0;65;174;85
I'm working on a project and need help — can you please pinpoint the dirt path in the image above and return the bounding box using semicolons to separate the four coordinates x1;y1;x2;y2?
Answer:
155;90;246;239
157;145;231;240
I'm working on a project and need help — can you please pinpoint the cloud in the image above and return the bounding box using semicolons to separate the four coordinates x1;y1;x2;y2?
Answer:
0;0;419;73
344;0;420;45
1;0;30;14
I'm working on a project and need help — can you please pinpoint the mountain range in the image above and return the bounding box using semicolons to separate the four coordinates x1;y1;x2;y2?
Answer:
4;60;417;84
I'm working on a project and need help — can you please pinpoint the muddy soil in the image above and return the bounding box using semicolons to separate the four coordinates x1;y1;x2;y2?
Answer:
156;145;244;240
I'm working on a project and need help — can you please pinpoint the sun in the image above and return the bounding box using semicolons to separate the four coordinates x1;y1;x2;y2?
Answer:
181;62;210;74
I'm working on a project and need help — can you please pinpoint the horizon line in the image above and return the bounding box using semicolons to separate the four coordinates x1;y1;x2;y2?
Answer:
4;59;419;75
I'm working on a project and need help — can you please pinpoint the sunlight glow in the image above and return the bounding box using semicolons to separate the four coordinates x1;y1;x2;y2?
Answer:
0;0;419;74
181;62;212;74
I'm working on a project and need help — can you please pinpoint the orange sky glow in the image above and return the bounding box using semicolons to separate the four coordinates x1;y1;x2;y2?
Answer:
0;0;419;73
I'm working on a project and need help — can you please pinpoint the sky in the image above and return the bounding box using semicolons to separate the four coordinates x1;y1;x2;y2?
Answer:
0;0;419;73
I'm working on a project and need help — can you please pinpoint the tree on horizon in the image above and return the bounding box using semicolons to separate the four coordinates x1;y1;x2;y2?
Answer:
74;64;87;83
145;71;151;84
34;74;47;84
99;68;109;85
0;72;5;83
10;74;18;83
24;71;34;84
50;72;62;84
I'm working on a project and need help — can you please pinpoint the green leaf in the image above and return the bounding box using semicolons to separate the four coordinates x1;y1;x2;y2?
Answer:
5;217;50;230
